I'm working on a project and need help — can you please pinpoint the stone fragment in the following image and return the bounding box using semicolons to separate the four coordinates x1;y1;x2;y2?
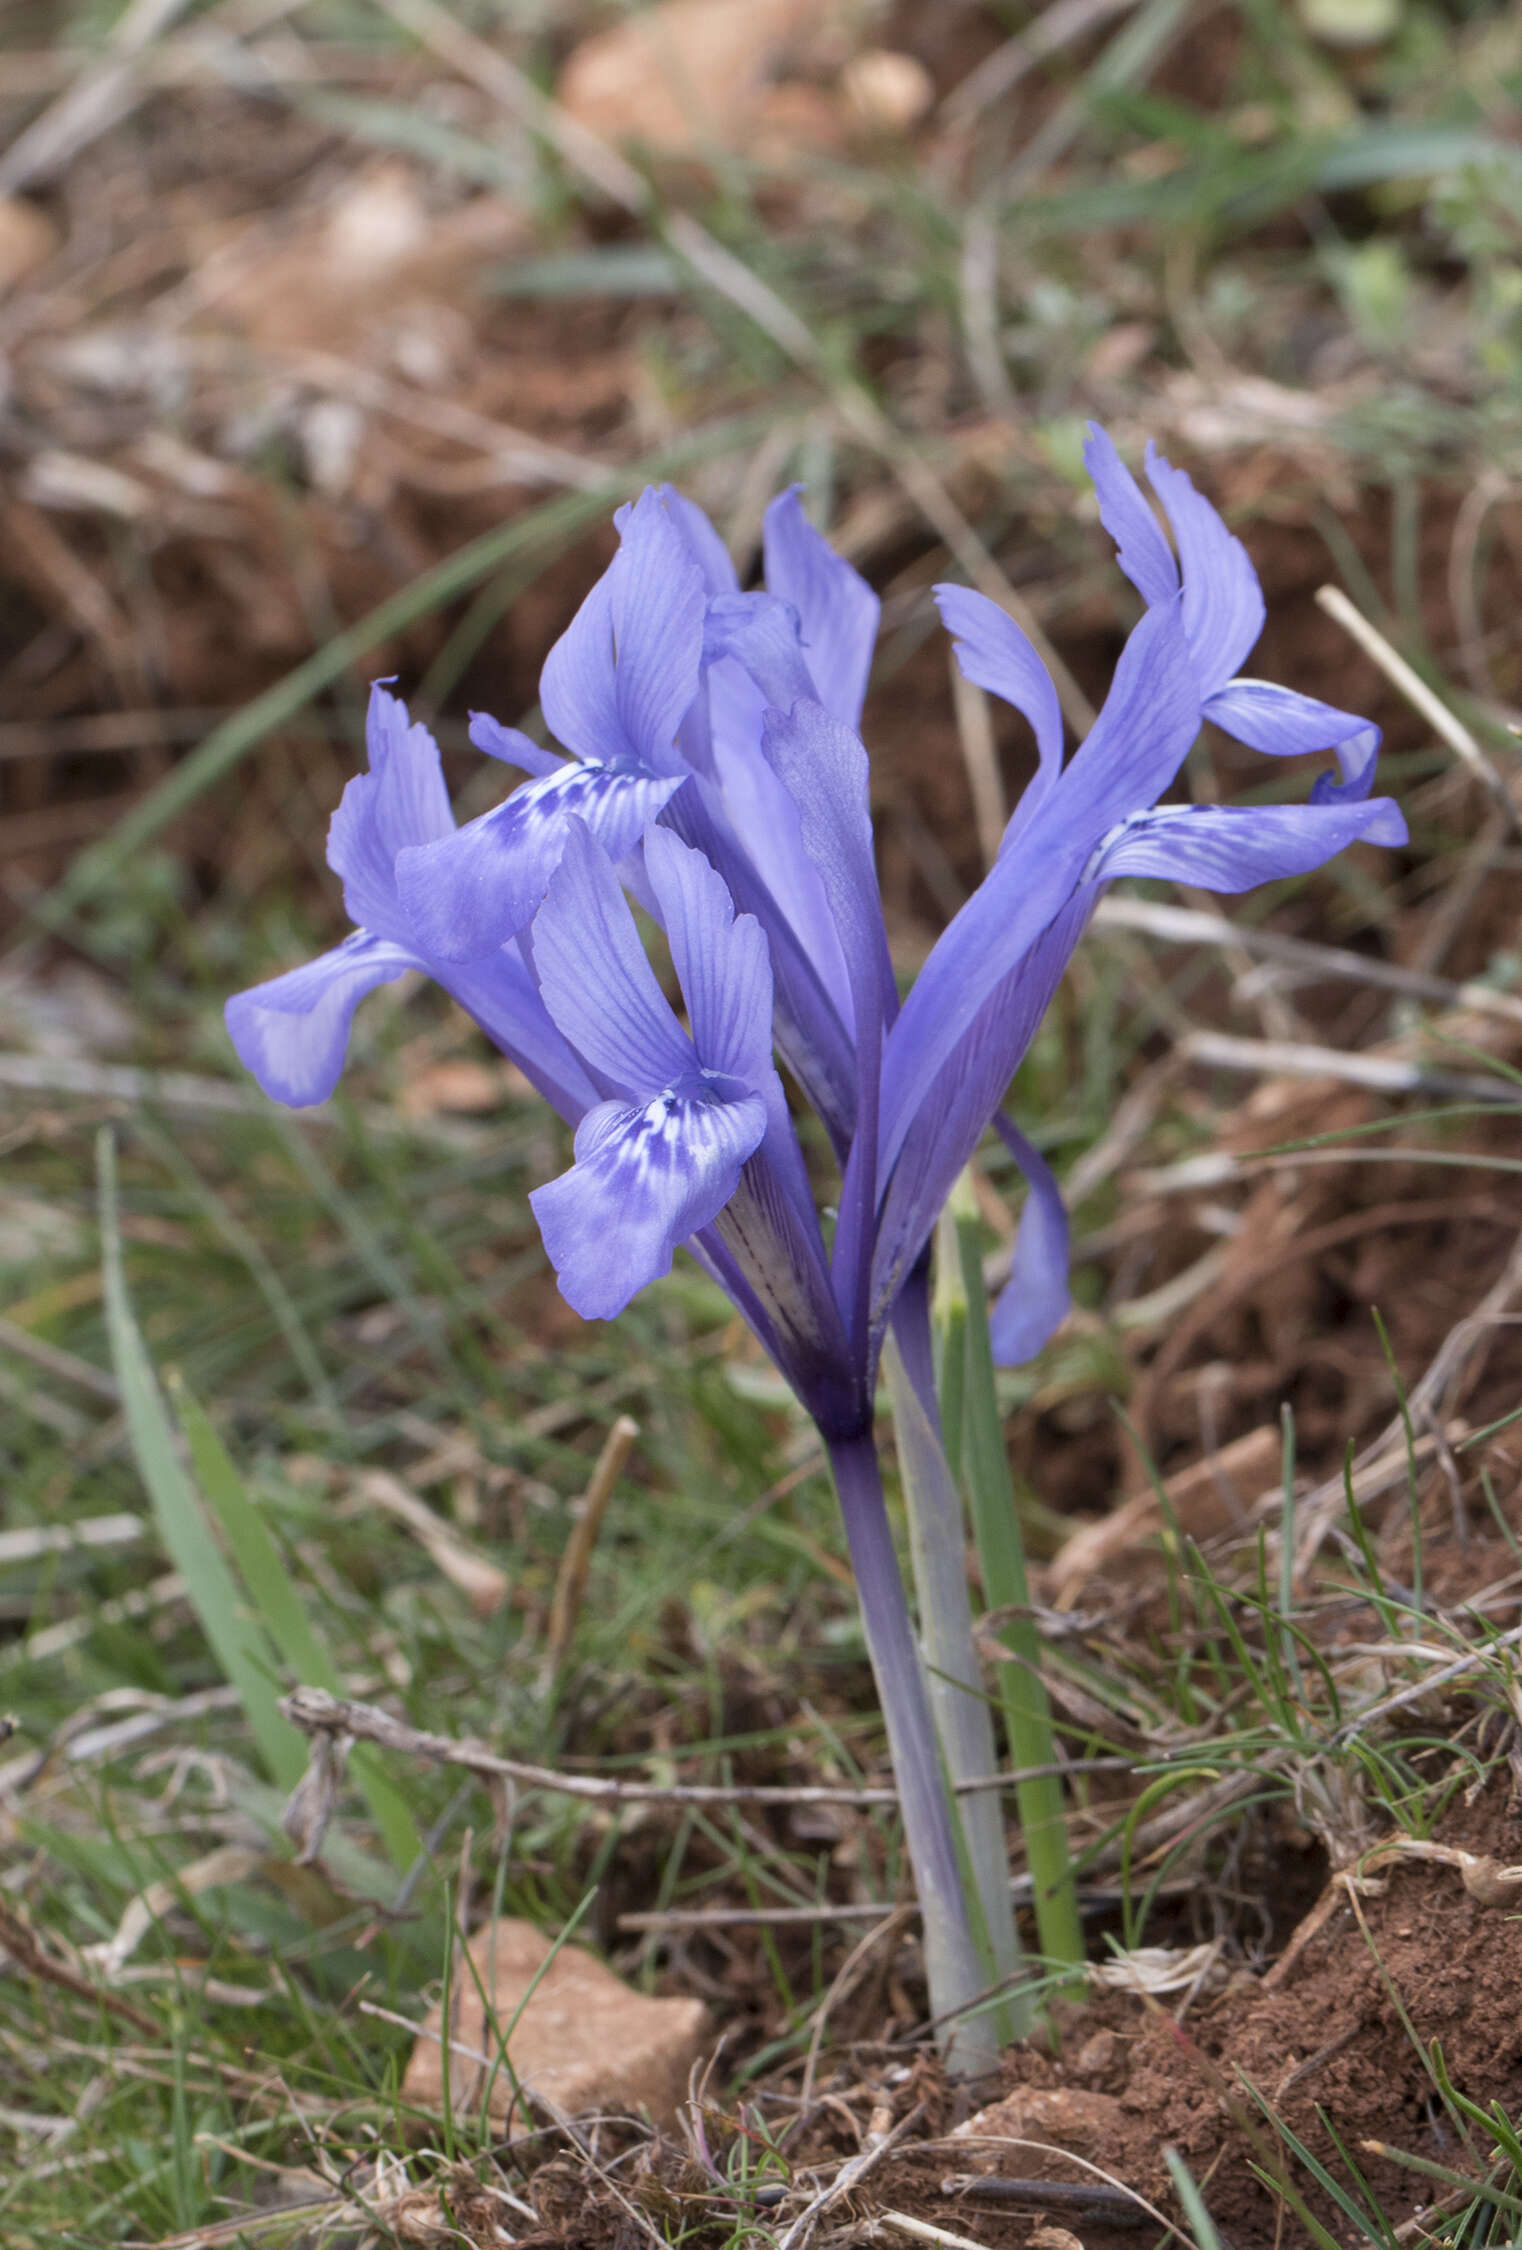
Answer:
1073;2028;1117;2078
840;50;934;132
953;2082;1126;2167
401;1917;710;2128
0;196;59;294
557;0;816;151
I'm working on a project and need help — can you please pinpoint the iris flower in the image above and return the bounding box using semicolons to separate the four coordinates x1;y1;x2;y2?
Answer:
228;429;1405;2047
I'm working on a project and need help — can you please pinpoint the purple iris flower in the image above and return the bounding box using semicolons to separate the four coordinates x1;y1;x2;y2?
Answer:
227;431;1407;2050
227;430;1406;1433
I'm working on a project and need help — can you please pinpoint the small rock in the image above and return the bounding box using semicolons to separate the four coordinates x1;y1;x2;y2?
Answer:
1073;2028;1117;2078
1029;2230;1085;2250
953;2082;1125;2164
557;0;815;152
0;196;59;294
841;49;934;133
401;1918;710;2128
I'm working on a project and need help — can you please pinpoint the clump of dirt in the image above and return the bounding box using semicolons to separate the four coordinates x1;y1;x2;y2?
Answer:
862;1784;1522;2249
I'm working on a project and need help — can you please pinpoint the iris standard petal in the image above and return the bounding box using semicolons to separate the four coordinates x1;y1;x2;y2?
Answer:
659;483;741;596
395;760;685;963
933;584;1065;833
762;487;881;729
607;487;710;761
872;892;1093;1335
644;825;774;1089
760;695;895;1339
224;930;417;1108
1082;423;1178;607
703;592;816;712
698;672;856;1040
531;818;695;1098
759;698;894;1037
987;1114;1070;1366
539;567;621;764
530;1085;768;1319
1089;795;1409;891
1143;443;1265;692
1085;426;1269;699
327;685;453;942
879;602;1199;1176
535;490;706;770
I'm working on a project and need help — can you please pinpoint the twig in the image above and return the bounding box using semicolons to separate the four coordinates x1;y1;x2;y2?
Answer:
778;2103;926;2250
1094;895;1522;1027
800;1905;913;2110
949;659;1005;872
0;1048;488;1149
1315;583;1520;835
942;0;1144;123
281;1687;1122;1810
878;2215;989;2250
0;0;197;194
282;1685;907;1808
0;1314;121;1402
0;1683;241;1796
539;1415;638;1685
942;2173;1149;2227
355;1470;509;1617
0;1512;140;1566
618;1868;1188;1935
924;2137;1189;2244
1180;1029;1521;1104
1329;1619;1522;1747
0;1898;161;2039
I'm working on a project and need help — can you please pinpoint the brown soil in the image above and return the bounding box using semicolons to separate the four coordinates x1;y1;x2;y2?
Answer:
861;1785;1522;2249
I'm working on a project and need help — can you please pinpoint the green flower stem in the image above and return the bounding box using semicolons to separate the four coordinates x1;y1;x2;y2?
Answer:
827;1430;1001;2076
885;1285;1026;2042
941;1175;1084;1979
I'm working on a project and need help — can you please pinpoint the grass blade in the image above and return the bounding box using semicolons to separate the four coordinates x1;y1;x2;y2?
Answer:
98;1128;303;1791
171;1376;421;1871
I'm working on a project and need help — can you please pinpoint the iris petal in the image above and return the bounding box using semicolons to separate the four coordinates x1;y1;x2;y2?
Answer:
225;930;416;1108
327;685;452;942
762;487;881;729
645;825;774;1089
1082;423;1178;607
933;584;1065;838
533;818;695;1097
1090;796;1409;890
395;761;684;963
531;1086;767;1319
987;1115;1071;1366
1203;679;1374;762
880;600;1200;1177
1144;442;1265;692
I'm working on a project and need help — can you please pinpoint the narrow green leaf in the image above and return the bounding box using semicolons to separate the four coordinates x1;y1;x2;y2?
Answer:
171;1377;421;1872
487;247;682;299
949;1169;1083;1974
1164;2147;1224;2250
98;1129;302;1790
